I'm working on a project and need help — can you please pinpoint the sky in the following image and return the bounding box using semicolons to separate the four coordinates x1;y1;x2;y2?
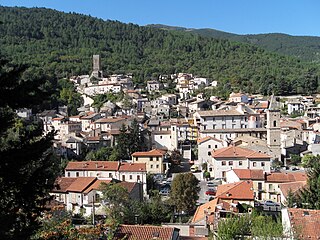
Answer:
0;0;319;36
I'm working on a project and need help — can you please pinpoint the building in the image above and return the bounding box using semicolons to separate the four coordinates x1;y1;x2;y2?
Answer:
266;109;281;161
197;136;227;166
132;149;168;174
282;208;320;240
211;145;271;179
64;161;147;196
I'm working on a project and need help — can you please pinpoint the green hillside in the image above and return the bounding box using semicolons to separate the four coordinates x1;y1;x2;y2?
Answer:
149;24;320;62
0;6;319;95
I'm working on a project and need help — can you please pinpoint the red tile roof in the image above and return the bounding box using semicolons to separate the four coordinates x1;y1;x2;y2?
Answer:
52;177;77;193
192;198;219;223
288;208;320;240
94;117;125;123
65;161;119;171
132;149;166;157
232;169;264;180
119;162;146;172
83;179;112;194
216;181;254;200
197;136;223;144
266;171;307;183
114;225;177;240
279;181;306;199
66;177;96;193
212;146;270;159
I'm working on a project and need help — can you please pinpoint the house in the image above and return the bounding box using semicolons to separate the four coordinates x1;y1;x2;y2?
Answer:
51;177;142;216
151;126;178;151
64;161;147;195
191;197;236;233
147;80;161;93
287;99;305;115
229;92;249;103
93;117;128;132
225;169;265;201
193;104;261;133
132;149;168;174
215;181;255;206
197;136;227;168
265;171;307;202
114;225;180;240
279;181;306;206
80;112;101;132
282;208;320;240
211;145;271;179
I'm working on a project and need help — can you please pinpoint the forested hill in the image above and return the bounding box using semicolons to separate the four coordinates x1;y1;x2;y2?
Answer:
0;6;319;95
149;24;320;62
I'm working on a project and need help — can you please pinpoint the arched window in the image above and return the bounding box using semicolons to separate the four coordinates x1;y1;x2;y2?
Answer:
273;120;277;127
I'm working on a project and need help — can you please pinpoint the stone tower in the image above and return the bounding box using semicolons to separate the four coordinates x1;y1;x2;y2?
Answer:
91;55;103;78
266;109;281;161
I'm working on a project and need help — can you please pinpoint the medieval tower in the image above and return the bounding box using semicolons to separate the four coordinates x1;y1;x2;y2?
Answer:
266;96;281;162
91;55;103;78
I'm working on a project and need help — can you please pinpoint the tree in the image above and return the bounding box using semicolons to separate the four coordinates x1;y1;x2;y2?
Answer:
85;147;115;161
297;157;320;209
127;118;144;155
0;58;60;238
116;124;129;160
100;182;131;225
170;173;200;214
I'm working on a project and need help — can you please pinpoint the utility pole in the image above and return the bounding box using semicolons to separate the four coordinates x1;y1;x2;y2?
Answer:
92;195;95;226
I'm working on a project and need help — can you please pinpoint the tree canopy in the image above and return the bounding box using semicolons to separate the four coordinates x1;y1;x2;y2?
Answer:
0;7;320;95
0;58;60;238
170;173;200;214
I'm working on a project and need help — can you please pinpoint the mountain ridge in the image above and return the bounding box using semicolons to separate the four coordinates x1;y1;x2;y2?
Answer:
148;24;320;62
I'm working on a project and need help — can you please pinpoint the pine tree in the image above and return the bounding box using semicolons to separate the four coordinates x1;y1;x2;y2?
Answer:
0;58;60;238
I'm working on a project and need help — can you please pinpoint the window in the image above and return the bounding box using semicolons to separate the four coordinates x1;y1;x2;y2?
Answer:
137;175;140;181
122;175;125;181
273;120;277;127
258;182;262;190
135;157;138;161
209;167;213;172
261;162;265;167
215;145;218;148
228;161;233;166
150;157;153;161
208;151;211;156
222;171;226;178
76;172;79;177
156;164;159;168
239;161;243;166
129;175;132;180
67;172;70;177
150;165;153;168
253;162;257;167
109;173;112;178
208;145;211;149
274;139;277;142
156;157;159;161
222;161;226;166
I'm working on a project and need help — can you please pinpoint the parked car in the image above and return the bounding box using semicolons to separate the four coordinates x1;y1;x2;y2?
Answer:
190;165;199;172
205;189;216;196
206;182;217;188
159;188;170;196
264;200;280;207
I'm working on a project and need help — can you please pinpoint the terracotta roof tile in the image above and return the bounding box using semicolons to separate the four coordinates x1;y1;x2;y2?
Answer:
288;208;320;240
197;136;223;144
266;172;307;183
52;177;77;193
232;169;264;180
83;179;112;194
216;181;254;200
114;225;176;240
192;198;219;223
212;146;270;159
278;181;306;199
94;117;125;123
65;161;119;171
132;149;166;157
66;177;96;193
119;162;146;172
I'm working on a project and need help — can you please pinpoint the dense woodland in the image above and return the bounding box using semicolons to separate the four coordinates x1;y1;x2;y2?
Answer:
150;24;320;62
0;6;320;96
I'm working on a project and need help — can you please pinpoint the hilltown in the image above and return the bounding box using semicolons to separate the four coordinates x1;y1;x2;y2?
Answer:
18;56;320;239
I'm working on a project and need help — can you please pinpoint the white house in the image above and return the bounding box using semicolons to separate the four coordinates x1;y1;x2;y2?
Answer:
229;92;249;103
211;145;271;179
197;136;227;166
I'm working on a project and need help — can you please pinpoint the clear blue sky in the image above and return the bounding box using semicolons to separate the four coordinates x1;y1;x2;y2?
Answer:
1;0;319;36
